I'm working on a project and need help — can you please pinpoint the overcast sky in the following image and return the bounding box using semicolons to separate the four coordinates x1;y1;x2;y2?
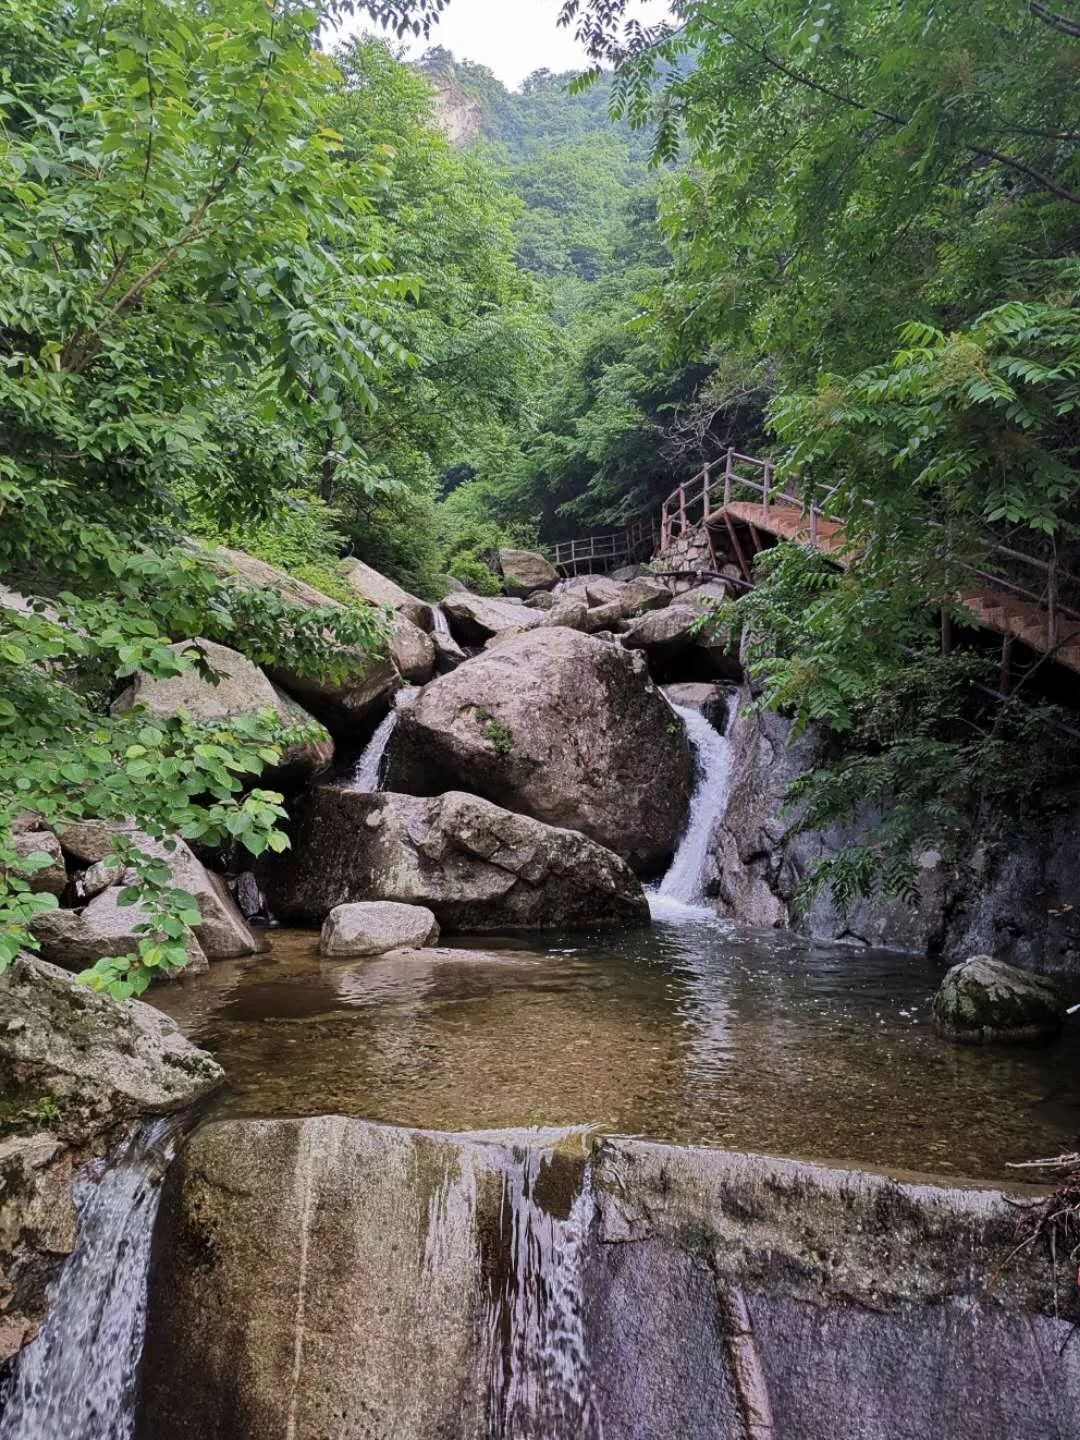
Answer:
337;0;671;90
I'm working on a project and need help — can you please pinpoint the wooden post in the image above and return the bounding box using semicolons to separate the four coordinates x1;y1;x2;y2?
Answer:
1000;635;1014;696
702;464;712;523
679;486;687;535
809;505;818;545
724;448;734;508
761;463;772;524
661;505;670;554
941;610;952;655
723;512;753;583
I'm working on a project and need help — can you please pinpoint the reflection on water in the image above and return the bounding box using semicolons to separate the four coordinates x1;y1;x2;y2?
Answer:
149;918;1080;1182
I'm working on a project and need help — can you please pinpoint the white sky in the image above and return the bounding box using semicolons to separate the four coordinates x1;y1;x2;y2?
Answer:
337;0;672;90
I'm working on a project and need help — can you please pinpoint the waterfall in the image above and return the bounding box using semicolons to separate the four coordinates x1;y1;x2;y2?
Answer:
431;606;451;636
349;686;418;792
0;1116;185;1440
650;703;732;921
484;1146;601;1440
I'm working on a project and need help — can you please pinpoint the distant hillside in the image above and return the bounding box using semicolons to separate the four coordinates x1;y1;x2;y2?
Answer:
416;48;655;315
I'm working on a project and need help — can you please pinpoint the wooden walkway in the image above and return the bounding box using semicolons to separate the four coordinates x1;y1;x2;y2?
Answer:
555;448;1080;682
656;450;1080;681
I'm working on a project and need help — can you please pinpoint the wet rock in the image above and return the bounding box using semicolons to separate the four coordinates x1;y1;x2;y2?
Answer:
385;628;693;872
320;901;440;958
210;547;402;737
663;683;731;732
0;955;223;1142
440;591;545;646
233;871;266;921
263;788;649;930
0;956;223;1363
338;557;432;629
112;637;334;783
497;548;558;597
621;605;699;663
10;830;66;896
932;956;1066;1043
141;1120;1080;1440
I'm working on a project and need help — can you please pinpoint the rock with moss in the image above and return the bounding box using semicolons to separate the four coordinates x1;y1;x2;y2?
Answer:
385;628;693;873
0;955;223;1360
932;955;1066;1043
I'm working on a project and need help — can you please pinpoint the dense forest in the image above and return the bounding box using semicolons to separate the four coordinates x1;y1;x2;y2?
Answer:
1;0;1078;990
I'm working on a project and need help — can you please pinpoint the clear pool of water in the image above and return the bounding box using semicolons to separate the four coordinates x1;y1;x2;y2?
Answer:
149;915;1080;1183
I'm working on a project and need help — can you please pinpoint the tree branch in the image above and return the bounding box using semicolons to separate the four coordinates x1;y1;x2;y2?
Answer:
740;37;1080;204
1030;2;1080;39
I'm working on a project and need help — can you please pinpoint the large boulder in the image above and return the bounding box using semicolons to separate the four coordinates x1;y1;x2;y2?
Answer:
388;613;436;685
932;956;1067;1043
10;829;67;896
0;955;223;1140
112;638;334;782
30;901;208;976
385;629;693;872
496;548;558;597
210;547;402;736
263;788;649;931
338;558;432;629
319;901;440;958
440;591;545;646
663;683;731;732
0;955;222;1361
46;826;258;962
621;605;700;663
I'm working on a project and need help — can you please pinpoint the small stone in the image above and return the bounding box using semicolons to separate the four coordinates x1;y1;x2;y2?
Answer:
82;858;123;900
932;955;1066;1044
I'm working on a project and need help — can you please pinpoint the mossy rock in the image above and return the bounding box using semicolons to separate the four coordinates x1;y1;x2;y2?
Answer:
932;955;1066;1044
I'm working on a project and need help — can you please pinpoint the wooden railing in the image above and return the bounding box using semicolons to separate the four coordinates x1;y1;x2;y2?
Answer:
659;447;1080;653
553;514;658;575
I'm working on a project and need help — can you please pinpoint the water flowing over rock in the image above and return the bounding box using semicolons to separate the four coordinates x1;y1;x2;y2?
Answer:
0;1118;186;1440
385;628;694;872
651;704;733;920
262;787;649;930
111;638;334;783
0;958;221;1361
137;1118;1080;1440
348;687;419;792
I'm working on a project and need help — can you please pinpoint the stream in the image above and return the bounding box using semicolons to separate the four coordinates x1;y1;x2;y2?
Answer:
7;698;1080;1438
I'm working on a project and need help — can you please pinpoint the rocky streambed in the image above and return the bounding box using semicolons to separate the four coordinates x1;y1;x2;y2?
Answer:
4;548;1080;1437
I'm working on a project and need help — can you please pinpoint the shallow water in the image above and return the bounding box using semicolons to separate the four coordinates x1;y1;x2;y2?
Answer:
149;918;1080;1183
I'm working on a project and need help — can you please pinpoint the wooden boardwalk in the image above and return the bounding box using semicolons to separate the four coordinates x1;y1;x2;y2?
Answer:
556;448;1080;682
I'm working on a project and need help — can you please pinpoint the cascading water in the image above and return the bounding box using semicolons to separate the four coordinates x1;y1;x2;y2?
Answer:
349;686;418;792
484;1143;601;1440
431;606;451;636
0;1116;186;1440
650;702;733;922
